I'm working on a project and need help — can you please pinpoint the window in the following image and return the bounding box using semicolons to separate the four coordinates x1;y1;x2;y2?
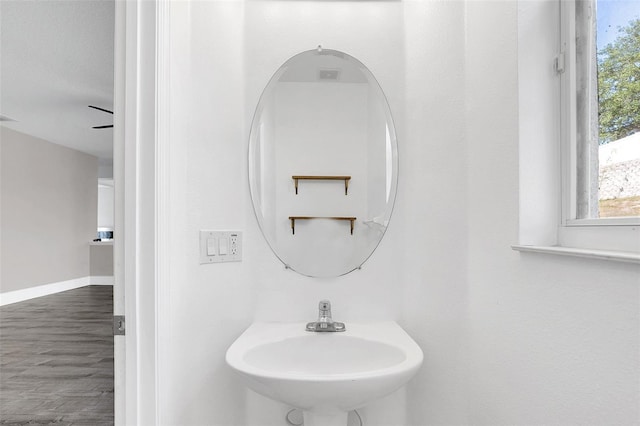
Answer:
557;0;640;254
514;0;639;259
562;0;640;223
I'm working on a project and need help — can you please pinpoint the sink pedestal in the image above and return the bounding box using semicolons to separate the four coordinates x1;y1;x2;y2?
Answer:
303;411;348;426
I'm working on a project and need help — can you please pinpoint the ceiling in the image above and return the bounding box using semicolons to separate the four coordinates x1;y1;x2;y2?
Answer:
0;0;115;160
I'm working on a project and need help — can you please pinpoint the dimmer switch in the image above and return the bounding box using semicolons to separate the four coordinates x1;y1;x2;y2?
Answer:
200;230;242;264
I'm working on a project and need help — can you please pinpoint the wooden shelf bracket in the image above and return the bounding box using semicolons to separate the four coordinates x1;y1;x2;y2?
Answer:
292;176;351;195
288;216;356;235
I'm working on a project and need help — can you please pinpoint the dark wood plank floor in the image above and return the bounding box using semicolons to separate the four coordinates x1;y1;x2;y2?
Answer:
0;285;114;425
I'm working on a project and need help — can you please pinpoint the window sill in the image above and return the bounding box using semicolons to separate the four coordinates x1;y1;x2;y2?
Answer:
511;245;640;264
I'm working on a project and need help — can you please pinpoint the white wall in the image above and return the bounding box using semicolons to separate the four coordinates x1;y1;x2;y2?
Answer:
156;1;639;425
400;2;468;423
466;2;639;424
163;1;437;424
97;179;114;230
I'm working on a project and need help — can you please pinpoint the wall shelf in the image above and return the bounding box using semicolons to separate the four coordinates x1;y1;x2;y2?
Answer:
288;216;356;235
292;176;351;195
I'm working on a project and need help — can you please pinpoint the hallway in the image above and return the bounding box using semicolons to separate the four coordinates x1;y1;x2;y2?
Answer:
0;285;113;425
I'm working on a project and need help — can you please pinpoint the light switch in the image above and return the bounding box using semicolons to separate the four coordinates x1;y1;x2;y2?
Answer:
206;238;216;256
219;237;229;255
200;230;242;264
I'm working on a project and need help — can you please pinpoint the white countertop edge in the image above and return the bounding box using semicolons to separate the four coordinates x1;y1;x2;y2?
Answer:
90;240;114;246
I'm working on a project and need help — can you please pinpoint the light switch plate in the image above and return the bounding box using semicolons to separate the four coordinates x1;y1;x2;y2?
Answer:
200;230;242;264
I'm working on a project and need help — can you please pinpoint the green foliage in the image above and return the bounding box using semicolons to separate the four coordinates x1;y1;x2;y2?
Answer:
598;18;640;144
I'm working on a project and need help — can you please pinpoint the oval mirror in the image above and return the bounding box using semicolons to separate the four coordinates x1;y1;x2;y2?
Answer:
248;48;398;278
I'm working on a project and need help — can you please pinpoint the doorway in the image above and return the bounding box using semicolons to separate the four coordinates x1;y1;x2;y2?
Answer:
0;0;119;423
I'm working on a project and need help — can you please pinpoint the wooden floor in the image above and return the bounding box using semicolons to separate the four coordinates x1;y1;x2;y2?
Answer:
0;285;114;425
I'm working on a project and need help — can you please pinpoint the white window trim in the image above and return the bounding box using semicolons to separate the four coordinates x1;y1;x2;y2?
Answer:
514;0;640;263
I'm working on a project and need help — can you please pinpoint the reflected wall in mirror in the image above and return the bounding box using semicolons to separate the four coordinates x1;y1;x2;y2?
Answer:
248;48;398;277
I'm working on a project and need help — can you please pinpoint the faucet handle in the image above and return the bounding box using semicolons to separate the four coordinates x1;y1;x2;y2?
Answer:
306;300;345;332
319;300;331;311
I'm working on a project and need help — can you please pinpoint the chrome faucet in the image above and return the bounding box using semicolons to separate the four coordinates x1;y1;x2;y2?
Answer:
306;300;346;332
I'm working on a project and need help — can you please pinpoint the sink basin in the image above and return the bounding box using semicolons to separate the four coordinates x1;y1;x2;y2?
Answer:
225;321;423;426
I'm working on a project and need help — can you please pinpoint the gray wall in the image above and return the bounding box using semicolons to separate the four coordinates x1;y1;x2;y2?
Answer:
90;244;113;276
0;127;98;293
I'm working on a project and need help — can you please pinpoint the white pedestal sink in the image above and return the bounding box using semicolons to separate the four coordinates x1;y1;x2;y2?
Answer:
225;322;423;426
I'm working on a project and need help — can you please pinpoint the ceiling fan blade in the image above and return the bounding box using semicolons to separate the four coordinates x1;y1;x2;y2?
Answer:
92;124;113;129
88;105;113;114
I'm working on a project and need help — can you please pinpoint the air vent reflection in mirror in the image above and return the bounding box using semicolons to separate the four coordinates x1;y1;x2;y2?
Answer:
319;69;340;81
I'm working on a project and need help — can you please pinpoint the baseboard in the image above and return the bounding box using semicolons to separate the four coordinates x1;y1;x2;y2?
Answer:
0;276;99;306
90;276;115;286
